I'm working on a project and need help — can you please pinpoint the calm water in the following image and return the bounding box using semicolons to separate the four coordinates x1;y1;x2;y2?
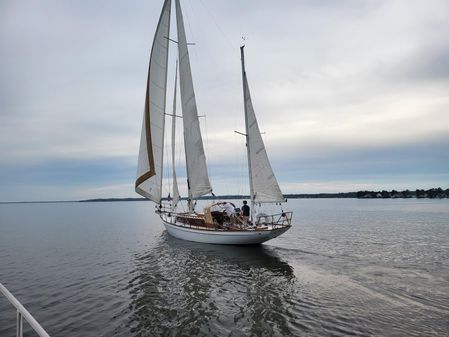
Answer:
0;199;448;336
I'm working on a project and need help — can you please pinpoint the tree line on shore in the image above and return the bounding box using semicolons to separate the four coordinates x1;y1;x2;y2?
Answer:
356;188;448;199
75;188;448;203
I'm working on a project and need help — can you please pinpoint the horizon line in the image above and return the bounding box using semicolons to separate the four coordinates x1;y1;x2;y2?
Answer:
1;188;448;204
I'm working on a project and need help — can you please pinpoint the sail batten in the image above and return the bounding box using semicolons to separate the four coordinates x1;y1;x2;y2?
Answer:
135;0;172;203
175;0;212;204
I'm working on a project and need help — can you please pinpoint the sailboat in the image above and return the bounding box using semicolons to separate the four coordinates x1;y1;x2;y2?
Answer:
135;0;292;245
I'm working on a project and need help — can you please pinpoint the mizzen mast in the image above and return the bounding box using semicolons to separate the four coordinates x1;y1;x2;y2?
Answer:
239;45;285;215
240;45;255;220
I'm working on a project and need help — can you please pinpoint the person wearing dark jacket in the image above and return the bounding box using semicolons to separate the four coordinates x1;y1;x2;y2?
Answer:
241;200;250;224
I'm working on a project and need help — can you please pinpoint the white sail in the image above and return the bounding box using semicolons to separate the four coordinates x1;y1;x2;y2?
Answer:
241;47;284;203
171;61;180;209
175;0;212;200
135;0;171;203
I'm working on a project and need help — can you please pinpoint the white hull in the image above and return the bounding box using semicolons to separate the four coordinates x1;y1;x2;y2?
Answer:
161;218;291;245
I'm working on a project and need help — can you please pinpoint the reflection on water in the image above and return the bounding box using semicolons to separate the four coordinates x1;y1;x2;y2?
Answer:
127;233;295;336
1;200;448;336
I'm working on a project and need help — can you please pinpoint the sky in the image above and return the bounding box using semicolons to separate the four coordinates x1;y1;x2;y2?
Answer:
1;0;448;202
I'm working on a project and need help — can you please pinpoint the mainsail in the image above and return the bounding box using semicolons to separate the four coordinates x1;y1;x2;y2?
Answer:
241;46;284;203
171;61;180;209
175;0;212;203
135;0;171;203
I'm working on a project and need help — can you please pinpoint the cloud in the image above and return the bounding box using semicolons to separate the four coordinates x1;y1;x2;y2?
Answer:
1;0;449;201
394;44;449;82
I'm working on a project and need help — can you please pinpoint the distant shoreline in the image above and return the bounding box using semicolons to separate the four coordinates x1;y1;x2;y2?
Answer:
0;193;355;204
1;188;447;204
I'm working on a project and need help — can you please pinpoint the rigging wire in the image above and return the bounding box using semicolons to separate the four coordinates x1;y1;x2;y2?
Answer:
184;0;199;62
240;133;247;197
176;0;265;207
173;122;186;214
195;0;248;197
201;114;212;189
197;0;238;54
164;112;171;200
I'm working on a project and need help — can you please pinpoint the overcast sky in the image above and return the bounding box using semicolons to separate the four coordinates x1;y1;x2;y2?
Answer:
1;0;448;201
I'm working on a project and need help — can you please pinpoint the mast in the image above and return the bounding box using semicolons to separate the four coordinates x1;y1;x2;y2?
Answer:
175;0;213;212
240;46;285;212
171;60;180;211
240;45;255;221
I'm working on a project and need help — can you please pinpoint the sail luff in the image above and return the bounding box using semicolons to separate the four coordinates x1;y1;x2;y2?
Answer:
171;60;180;210
241;47;285;204
135;0;171;203
175;0;212;207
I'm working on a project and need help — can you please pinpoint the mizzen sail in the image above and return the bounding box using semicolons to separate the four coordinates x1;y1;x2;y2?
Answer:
241;46;284;203
175;0;212;201
135;0;171;203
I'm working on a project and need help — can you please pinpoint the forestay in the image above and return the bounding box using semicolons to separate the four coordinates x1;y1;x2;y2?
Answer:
135;0;171;203
175;0;212;200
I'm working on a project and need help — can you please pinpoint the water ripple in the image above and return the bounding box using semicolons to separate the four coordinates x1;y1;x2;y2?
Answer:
126;234;296;336
1;200;448;336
